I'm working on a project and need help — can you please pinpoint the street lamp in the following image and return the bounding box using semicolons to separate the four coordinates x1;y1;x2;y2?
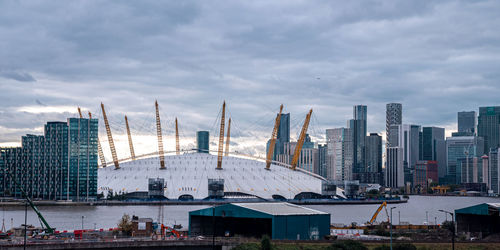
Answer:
426;211;429;229
439;209;455;250
81;216;84;230
390;207;396;250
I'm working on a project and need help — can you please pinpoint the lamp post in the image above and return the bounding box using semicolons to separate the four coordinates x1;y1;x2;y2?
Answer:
426;211;429;229
24;202;27;250
390;207;396;250
212;205;216;250
81;216;84;230
439;209;455;250
398;211;400;225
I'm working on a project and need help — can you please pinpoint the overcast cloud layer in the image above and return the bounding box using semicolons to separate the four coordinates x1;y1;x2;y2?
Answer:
1;0;500;159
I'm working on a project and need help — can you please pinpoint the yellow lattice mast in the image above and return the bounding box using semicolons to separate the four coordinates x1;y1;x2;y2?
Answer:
266;104;283;170
125;115;136;160
217;101;226;169
290;109;313;170
100;103;120;169
225;118;231;156
88;111;107;168
175;117;180;155
155;100;165;169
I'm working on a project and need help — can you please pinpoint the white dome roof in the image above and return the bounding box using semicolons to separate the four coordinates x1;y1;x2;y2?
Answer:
98;152;325;200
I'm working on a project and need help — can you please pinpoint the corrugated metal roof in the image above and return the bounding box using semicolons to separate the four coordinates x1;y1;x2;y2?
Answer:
487;203;500;208
233;202;328;216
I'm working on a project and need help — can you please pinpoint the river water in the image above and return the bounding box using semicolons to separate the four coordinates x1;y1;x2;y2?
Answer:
1;196;498;231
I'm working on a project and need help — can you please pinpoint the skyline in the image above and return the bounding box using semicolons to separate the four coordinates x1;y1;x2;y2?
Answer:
1;1;500;157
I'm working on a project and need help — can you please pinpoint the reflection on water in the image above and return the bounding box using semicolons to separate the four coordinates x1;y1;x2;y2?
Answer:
1;196;498;230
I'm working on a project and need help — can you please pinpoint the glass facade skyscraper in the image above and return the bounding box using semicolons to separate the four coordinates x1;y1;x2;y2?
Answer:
274;113;290;161
196;131;209;153
445;136;483;184
422;127;446;178
458;111;477;135
0;118;98;201
386;103;402;147
478;106;500;153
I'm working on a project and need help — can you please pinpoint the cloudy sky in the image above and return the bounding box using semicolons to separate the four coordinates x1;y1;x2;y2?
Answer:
1;0;499;159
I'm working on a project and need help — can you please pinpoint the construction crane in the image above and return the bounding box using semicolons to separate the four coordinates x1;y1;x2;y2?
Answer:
88;111;107;168
175;117;180;155
125;115;136;160
155;100;165;169
101;103;120;170
368;201;390;225
5;170;54;234
225;118;231;156
266;104;283;170
290;109;313;170
217;101;226;169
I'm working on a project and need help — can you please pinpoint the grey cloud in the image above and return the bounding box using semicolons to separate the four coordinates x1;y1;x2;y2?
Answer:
0;0;500;153
0;71;36;82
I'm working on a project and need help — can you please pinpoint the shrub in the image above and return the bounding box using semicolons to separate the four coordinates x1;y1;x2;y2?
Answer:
261;235;272;250
327;240;368;250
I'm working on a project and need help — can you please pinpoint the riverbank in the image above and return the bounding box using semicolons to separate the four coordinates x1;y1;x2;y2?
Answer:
0;198;407;207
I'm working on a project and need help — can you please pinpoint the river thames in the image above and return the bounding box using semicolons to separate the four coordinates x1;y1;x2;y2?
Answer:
1;196;498;231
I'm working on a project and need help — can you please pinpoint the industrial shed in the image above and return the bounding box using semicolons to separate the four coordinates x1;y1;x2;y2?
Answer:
455;203;500;237
189;203;330;240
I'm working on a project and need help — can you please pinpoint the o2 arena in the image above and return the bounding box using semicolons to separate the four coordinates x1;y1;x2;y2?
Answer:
95;101;346;202
98;151;346;201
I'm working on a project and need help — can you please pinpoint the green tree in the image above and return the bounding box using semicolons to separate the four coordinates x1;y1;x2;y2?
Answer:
118;214;133;236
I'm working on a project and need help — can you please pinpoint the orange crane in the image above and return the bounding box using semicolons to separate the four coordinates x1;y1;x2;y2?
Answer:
266;104;283;170
225;118;231;156
290;109;313;170
88;111;107;168
101;103;120;169
175;117;180;155
125;115;136;160
368;201;390;225
155;100;165;169
217;101;226;169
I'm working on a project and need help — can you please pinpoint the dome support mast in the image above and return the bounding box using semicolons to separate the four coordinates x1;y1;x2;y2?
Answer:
156;100;166;169
290;109;313;170
101;103;120;170
217;101;226;169
266;104;283;170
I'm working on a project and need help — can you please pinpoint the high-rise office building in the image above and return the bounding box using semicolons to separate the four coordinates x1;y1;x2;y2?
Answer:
458;111;477;135
386;103;402;147
422;127;446;178
350;105;367;181
386;147;404;188
478;106;500;153
280;135;319;174
196;131;209;153
489;149;500;194
318;144;328;178
326;128;353;181
445;136;484;184
0;118;98;201
274;113;290;162
413;160;438;191
365;133;383;185
387;124;420;186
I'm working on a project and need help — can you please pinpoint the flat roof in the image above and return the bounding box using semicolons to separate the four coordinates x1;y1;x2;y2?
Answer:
233;202;328;216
